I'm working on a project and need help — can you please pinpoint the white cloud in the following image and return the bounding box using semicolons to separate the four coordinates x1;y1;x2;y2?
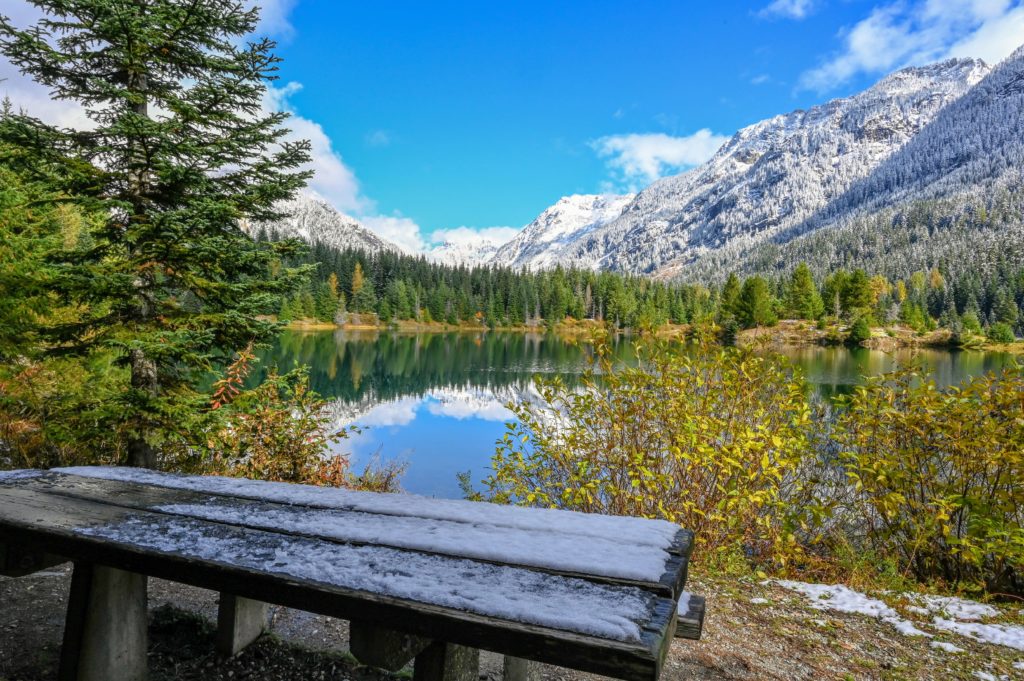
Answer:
591;130;728;185
265;82;370;215
800;0;1024;91
251;0;299;40
760;0;817;20
361;214;428;254
430;226;521;248
947;3;1024;62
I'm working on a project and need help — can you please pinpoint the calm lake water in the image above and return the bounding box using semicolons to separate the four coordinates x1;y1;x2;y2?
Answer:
258;330;1015;499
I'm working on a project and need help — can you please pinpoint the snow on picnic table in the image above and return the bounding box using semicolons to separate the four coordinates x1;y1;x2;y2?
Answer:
0;470;41;482
46;466;682;583
76;513;657;643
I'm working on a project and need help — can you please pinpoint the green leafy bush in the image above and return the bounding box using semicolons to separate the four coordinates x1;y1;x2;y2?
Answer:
847;317;872;346
988;321;1016;344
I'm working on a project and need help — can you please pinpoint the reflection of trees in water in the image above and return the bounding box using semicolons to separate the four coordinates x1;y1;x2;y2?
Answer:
253;331;636;403
777;346;1015;402
254;331;1014;406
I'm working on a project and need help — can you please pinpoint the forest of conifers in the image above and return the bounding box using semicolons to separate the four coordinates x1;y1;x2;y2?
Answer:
268;228;1024;341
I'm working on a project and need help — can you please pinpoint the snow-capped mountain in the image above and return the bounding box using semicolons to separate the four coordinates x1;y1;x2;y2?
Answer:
676;45;1024;282
428;234;506;267
248;192;399;255
490;193;634;269
814;45;1024;221
509;58;991;276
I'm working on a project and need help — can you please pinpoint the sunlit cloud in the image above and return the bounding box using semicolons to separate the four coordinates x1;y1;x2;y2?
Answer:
590;130;728;186
800;0;1024;92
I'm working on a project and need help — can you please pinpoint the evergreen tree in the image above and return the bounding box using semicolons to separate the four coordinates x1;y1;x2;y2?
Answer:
785;263;824;320
0;1;311;467
847;317;872;346
735;276;778;329
842;269;874;316
993;289;1020;326
719;272;741;320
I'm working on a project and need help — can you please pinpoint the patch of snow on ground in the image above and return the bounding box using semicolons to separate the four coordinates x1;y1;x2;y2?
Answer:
55;467;679;549
77;514;655;643
906;594;998;621
933;618;1024;652
774;581;930;637
931;640;965;653
1013;661;1024;670
750;597;769;604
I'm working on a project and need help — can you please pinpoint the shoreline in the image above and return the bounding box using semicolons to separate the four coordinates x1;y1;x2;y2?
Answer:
280;318;1024;354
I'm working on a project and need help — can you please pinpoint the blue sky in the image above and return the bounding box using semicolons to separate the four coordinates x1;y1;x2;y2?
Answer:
3;0;1024;250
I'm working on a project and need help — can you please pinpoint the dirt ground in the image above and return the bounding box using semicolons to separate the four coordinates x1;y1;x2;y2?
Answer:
1;564;1022;681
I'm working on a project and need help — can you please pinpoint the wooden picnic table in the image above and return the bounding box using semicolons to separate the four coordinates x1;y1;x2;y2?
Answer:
0;467;703;681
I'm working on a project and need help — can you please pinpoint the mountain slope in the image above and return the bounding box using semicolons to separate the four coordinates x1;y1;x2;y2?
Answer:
543;58;991;276
491;193;634;269
427;233;509;267
678;45;1024;283
248;192;398;255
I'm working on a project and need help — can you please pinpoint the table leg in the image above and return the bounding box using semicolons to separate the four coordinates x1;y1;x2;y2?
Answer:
59;562;148;681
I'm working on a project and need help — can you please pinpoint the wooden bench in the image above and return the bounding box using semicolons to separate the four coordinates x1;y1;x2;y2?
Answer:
0;467;704;681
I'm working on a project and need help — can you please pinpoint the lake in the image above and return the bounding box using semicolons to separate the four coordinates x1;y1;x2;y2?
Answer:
258;330;1015;499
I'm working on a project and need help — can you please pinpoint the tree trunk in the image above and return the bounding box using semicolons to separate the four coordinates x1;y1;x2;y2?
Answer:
124;52;157;469
127;349;158;469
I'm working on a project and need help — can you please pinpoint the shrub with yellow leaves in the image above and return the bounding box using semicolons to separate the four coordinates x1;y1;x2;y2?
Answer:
483;331;823;567
834;362;1024;593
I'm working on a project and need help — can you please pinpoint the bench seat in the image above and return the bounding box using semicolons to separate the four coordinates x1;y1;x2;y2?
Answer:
0;468;702;681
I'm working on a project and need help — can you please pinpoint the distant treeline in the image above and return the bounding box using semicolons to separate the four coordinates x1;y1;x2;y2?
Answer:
261;232;1024;341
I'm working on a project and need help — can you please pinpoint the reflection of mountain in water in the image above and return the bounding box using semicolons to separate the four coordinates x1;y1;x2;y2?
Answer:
253;331;632;403
322;385;545;431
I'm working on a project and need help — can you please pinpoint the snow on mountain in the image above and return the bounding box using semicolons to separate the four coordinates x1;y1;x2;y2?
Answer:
538;58;992;277
490;193;634;270
677;45;1024;282
247;192;399;255
426;228;520;267
428;239;499;267
813;45;1024;220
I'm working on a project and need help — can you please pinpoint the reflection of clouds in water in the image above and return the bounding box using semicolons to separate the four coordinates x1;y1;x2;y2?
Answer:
424;390;513;422
326;385;540;430
323;384;547;471
359;397;422;427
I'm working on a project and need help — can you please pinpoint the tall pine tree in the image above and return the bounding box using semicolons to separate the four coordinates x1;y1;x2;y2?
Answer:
0;1;312;467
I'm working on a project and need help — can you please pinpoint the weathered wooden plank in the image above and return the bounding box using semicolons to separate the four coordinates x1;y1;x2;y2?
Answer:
673;594;706;640
21;472;690;598
350;621;432;671
0;485;675;681
413;641;479;681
